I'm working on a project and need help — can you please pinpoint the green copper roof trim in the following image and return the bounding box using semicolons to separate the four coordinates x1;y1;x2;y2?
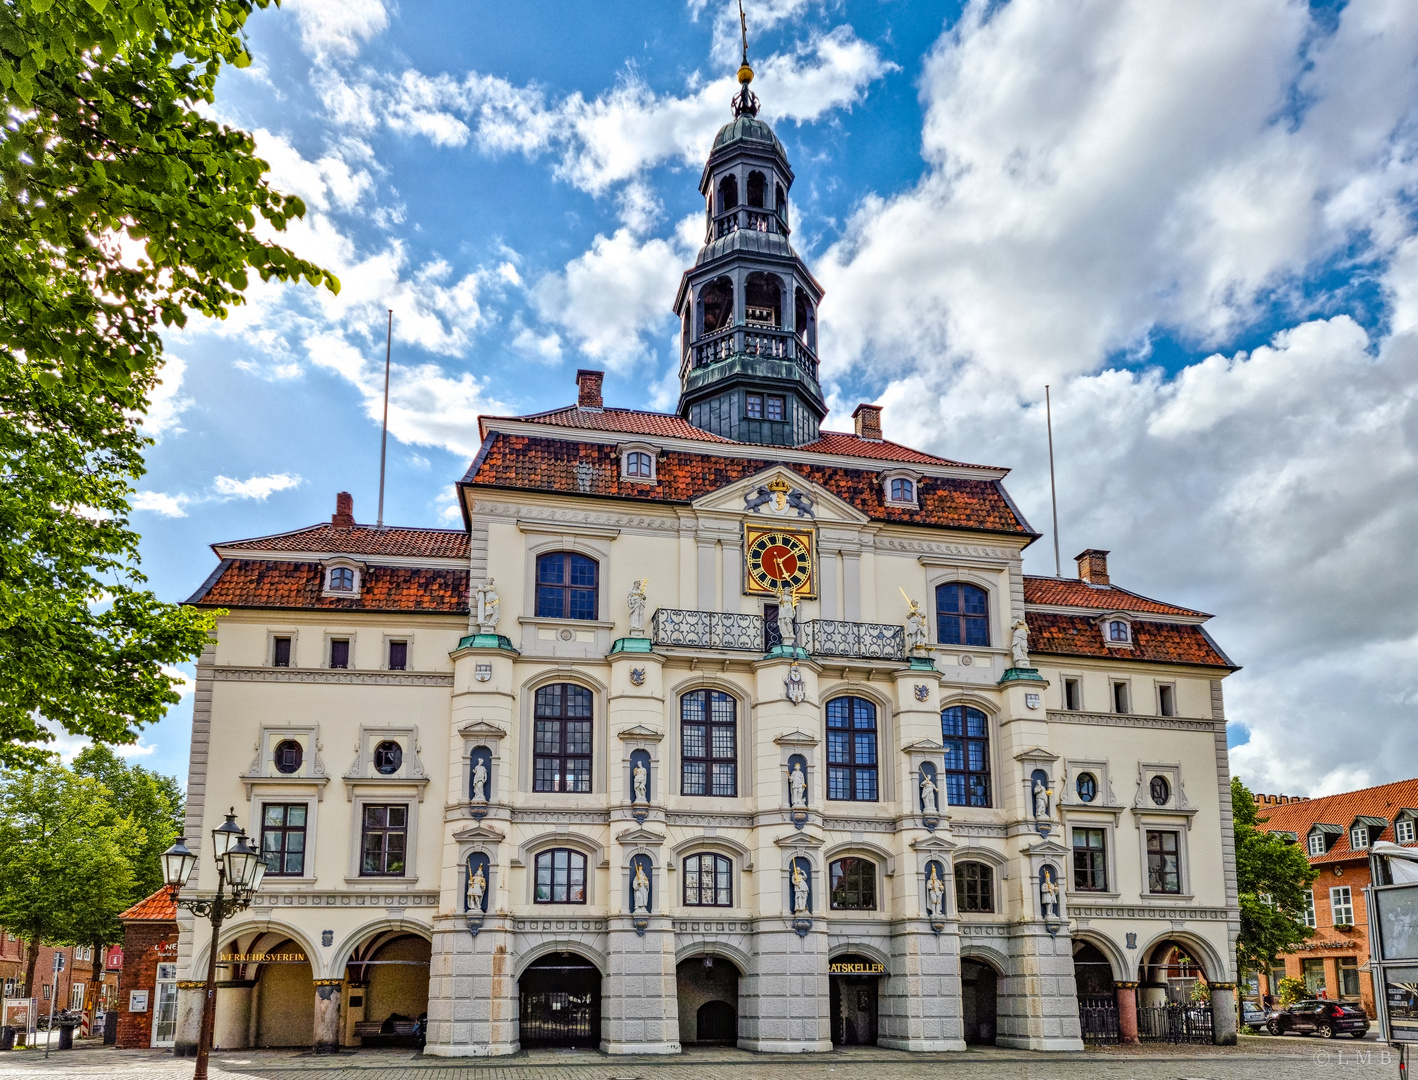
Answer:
609;637;654;654
456;633;518;653
997;667;1046;685
908;656;938;671
765;643;811;660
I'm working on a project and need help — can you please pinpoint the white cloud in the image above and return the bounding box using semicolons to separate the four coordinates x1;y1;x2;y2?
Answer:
141;354;192;439
132;491;190;518
284;0;388;60
212;473;304;500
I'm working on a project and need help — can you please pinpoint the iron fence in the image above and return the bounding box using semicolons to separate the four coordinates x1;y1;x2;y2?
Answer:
1138;1003;1213;1044
1078;996;1120;1045
803;619;906;661
651;609;764;651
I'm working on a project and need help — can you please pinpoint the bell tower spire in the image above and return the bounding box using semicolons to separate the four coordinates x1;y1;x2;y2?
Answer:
672;22;826;447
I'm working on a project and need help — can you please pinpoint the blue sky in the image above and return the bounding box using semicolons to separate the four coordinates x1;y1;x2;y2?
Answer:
101;0;1417;798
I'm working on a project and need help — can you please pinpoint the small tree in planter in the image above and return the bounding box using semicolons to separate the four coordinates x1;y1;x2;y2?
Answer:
1278;976;1308;1006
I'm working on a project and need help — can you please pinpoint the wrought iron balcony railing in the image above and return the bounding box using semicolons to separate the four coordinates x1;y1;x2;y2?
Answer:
651;609;764;652
686;325;819;383
803;619;906;661
650;609;906;661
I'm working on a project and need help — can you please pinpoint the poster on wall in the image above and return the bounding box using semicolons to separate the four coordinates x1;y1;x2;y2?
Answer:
128;990;149;1013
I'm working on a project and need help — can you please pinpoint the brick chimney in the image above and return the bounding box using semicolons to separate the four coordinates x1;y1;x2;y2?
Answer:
576;369;604;410
852;403;883;441
1075;548;1110;585
332;491;355;528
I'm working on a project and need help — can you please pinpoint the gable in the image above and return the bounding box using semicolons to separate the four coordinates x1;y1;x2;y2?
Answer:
689;464;869;525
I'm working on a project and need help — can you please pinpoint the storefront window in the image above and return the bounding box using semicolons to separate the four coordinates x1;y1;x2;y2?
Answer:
1303;957;1328;996
1340;957;1362;998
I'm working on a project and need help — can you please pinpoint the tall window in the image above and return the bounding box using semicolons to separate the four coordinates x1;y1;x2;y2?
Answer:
936;583;989;646
534;849;587;904
1331;886;1354;925
1157;684;1175;716
955;861;994;913
535;552;598;620
1072;828;1107;891
1340;957;1361;997
1112;682;1130;713
941;705;991;807
1302;889;1317;928
829;857;877;910
826;696;878;801
360;805;407;876
329;638;350;669
1063;677;1081;710
388;640;408;671
683;854;732;907
272;636;292;667
533;683;593;793
260;804;307;876
1146;830;1181;894
681;690;737;797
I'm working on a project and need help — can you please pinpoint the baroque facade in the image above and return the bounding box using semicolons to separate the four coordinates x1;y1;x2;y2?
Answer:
172;64;1242;1057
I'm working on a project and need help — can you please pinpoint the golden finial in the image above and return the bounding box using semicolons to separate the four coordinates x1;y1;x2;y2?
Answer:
737;0;753;84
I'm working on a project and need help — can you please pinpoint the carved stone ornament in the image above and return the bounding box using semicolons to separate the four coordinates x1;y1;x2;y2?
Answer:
784;662;806;705
913;684;930;702
473;578;500;634
474;664;492;682
629;667;647;687
745;477;815;518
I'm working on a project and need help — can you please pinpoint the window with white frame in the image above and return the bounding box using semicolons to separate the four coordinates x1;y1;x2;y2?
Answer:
1157;684;1176;716
1302;889;1317;928
1331;886;1354;925
883;472;919;507
620;445;657;482
1399;819;1416;844
1351;826;1370;850
1308;832;1326;856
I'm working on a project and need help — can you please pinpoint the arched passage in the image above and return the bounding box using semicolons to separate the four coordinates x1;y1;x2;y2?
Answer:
676;954;740;1045
1141;935;1214;1005
960;955;1000;1045
1073;942;1116;998
212;932;315;1050
518;952;601;1048
344;930;431;1047
829;953;880;1046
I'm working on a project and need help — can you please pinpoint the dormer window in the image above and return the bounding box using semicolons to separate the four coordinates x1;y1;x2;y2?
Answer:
882;470;921;509
1351;826;1370;850
1100;613;1133;647
322;560;364;597
1108;620;1129;642
891;479;913;501
330;567;354;591
618;444;658;483
1309;833;1325;856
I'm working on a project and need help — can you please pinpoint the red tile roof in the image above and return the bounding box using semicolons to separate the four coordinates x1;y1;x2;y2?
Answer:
216;523;468;560
120;886;178;922
1025;612;1235;668
462;434;1034;536
493;406;734;442
1257;777;1418;864
188;560;468;614
1024;576;1210;618
795;432;978;467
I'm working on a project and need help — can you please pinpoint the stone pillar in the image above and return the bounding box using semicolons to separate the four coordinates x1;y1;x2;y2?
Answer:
878;925;966;1051
1209;982;1238;1045
740;926;832;1052
212;982;254;1050
602;920;680;1054
1114;982;1139;1044
173;982;206;1057
312;980;343;1054
994;928;1084;1051
424;918;518;1056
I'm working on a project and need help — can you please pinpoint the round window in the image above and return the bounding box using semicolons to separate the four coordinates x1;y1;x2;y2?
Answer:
1076;772;1097;803
374;740;403;775
1150;775;1171;805
273;739;303;775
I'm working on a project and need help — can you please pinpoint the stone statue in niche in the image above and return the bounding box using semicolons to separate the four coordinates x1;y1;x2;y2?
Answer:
627;578;648;636
632;760;648;804
632;861;650;913
1011;618;1030;668
784;661;806;705
775;584;797;647
920;771;939;815
789;761;807;808
471;758;488;803
1039;866;1060;919
474;578;500;634
792;862;809;914
904;594;929;653
466;863;487;912
1033;778;1052;820
926;864;945;918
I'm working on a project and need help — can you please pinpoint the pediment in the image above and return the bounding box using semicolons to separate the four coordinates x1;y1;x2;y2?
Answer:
1025;836;1071;857
909;834;958;854
617;724;664;742
458;720;508;741
615;825;666;846
691;464;869;525
902;739;945;753
452;822;506;843
774;831;824;849
1014;746;1061;765
774;730;819;747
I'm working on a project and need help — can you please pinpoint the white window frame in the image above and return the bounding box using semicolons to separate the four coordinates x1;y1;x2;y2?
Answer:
1140;826;1190;897
1351;826;1370;850
252;796;318;883
617;442;659;484
1399;819;1416;844
324;631;356;670
1330;886;1354;925
881;469;922;509
381;633;415;671
1308;832;1326;857
1302;889;1317;928
346;794;419;884
321;558;364;598
266;628;300;668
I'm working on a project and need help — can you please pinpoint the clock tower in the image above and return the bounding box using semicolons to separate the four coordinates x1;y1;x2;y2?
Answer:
672;58;827;447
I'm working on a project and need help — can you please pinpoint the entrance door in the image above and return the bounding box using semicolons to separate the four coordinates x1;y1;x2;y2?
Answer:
518;956;600;1048
828;958;879;1046
960;960;997;1044
151;964;178;1047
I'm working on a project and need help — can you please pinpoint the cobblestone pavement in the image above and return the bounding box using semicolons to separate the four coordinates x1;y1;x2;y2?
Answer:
0;1039;1404;1080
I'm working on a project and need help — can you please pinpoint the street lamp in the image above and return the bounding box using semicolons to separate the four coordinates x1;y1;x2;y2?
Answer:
161;808;265;1080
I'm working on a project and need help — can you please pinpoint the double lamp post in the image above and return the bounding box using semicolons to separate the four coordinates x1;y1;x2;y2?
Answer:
160;809;266;1080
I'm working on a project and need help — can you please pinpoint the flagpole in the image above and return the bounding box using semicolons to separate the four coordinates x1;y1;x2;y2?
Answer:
1046;384;1061;577
377;310;392;529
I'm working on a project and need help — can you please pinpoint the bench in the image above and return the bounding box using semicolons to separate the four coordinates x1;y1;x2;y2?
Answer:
354;1020;419;1042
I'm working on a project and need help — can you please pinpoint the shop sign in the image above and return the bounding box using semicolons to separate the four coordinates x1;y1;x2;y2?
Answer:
106;947;124;970
218;952;307;964
828;961;884;975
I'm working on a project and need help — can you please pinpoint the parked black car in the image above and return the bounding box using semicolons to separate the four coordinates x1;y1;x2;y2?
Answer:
1267;999;1370;1039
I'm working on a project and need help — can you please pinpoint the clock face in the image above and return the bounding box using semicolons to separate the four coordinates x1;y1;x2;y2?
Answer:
745;527;815;596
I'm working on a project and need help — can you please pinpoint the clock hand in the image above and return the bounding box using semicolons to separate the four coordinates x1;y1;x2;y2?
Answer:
766;551;783;577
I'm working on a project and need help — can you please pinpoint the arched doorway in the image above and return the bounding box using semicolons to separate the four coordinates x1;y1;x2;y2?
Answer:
960;958;998;1045
675;955;739;1045
828;954;880;1046
1143;940;1209;1004
213;932;314;1049
343;932;431;1047
1073;941;1118;1044
518;953;600;1048
1074;942;1116;997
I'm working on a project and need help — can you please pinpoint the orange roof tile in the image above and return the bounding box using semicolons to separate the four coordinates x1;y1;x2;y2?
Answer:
494;406;734;442
795;432;981;467
188;560;468;614
120;886;178;922
1025;611;1235;668
1024;576;1210;618
216;523;468;560
1258;777;1418;863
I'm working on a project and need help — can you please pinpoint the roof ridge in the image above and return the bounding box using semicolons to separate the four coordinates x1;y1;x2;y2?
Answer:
1265;776;1418;810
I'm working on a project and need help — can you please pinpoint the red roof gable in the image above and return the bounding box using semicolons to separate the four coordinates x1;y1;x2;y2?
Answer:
120;886;178;922
188;560;468;614
1258;777;1418;864
1025;611;1234;668
1024;576;1210;618
216;523;468;560
462;434;1033;536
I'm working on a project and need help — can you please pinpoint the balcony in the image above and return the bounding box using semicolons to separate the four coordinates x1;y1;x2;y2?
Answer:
686;325;819;384
650;609;906;661
708;206;790;242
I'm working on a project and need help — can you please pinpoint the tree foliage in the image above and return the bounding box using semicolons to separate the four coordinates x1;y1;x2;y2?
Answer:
0;764;139;994
1233;776;1319;972
73;744;183;900
0;0;337;765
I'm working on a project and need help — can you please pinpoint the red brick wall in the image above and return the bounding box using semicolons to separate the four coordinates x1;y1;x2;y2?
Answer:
116;921;177;1049
1259;859;1375;1015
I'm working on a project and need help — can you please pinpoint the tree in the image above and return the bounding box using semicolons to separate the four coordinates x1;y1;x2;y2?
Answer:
73;744;183;900
1233;776;1319;974
0;765;139;997
0;0;338;767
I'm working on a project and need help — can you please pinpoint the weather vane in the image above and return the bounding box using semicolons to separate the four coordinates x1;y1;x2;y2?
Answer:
733;0;759;116
739;0;749;66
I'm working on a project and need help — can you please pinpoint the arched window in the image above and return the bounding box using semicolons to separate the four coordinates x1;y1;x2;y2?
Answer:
955;861;994;913
745;271;782;328
1108;620;1130;642
717;173;738;213
699;277;734;335
775;182;786;215
535;552;598;620
681;690;737;797
794;287;815;349
328;566;355;592
826;696;878;802
533;683;593;793
829;857;877;910
936;582;989;646
625;451;653;478
534;848;587;903
747;170;766;208
941;705;991;807
683;854;732;907
890;478;914;502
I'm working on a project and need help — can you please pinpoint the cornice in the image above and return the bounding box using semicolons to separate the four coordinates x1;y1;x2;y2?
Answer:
1025;602;1209;626
1046;710;1220;732
213;667;454;687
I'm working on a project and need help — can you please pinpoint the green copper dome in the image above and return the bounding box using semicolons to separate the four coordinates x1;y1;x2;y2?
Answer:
711;115;787;159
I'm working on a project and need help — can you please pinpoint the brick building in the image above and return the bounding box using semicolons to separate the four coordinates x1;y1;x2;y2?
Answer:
116;887;181;1049
1254;779;1418;1015
0;933;119;1034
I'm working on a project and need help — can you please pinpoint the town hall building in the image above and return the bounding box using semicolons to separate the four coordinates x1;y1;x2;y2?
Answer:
170;60;1243;1056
